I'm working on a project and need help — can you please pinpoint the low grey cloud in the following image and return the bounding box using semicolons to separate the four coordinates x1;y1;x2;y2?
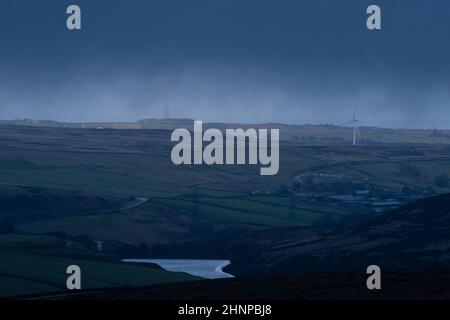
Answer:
0;0;449;128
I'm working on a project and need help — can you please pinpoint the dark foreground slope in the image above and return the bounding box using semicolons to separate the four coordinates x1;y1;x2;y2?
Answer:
227;193;450;275
29;268;450;300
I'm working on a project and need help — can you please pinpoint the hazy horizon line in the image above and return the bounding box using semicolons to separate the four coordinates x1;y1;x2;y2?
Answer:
1;117;449;131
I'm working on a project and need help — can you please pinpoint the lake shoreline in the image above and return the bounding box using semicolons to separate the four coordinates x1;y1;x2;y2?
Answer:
122;258;234;279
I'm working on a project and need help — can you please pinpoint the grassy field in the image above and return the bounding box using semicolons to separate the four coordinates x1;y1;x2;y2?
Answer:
2;124;450;298
0;250;199;298
1;125;450;233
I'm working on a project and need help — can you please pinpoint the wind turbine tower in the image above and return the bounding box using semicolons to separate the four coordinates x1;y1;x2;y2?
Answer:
347;109;362;146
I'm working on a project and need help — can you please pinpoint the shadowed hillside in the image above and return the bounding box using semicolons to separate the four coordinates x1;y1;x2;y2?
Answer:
27;268;450;300
28;193;450;300
226;193;450;275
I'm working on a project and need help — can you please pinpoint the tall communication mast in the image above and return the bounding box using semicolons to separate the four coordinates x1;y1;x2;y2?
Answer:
164;97;171;119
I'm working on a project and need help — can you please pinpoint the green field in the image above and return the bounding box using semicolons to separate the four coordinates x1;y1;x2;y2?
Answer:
0;250;199;298
2;124;450;298
1;126;450;236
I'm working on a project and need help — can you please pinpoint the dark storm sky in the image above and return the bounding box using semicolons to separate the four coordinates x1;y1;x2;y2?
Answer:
0;0;449;128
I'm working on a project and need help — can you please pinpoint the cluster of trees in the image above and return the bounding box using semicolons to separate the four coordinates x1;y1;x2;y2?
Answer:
294;177;365;195
293;172;450;198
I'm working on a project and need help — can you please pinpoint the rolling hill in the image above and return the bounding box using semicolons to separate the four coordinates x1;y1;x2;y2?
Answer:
226;193;450;275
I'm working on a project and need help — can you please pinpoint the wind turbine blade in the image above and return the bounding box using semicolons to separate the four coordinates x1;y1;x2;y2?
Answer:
356;127;362;138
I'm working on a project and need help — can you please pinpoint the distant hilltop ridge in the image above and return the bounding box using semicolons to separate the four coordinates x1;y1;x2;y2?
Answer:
0;118;194;129
1;118;450;145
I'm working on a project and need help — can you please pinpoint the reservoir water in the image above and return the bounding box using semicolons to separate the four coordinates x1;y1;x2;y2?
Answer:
122;259;234;279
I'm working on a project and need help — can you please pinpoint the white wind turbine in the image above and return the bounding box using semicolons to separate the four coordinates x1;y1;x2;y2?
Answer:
346;109;362;146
